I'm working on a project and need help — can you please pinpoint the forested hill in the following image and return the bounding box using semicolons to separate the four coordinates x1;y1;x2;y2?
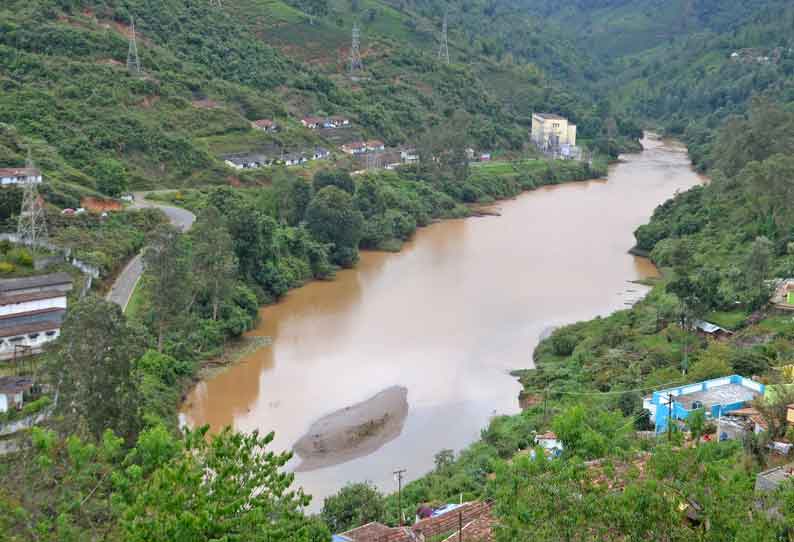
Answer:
0;0;618;206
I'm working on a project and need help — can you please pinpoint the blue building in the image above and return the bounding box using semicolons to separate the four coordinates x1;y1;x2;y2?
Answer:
643;375;765;434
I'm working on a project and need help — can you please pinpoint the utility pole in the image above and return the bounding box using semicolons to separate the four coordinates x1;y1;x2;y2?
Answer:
127;16;141;75
667;393;674;442
17;149;48;248
438;10;450;64
393;468;406;526
349;23;363;76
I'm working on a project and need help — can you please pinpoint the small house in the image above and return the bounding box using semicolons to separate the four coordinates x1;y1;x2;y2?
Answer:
535;431;563;457
301;116;323;129
756;463;794;492
0;168;42;186
283;153;307;166
222;153;270;170
252;119;278;133
400;148;418;163
0;376;33;413
312;148;330;161
693;319;733;340
479;153;491;162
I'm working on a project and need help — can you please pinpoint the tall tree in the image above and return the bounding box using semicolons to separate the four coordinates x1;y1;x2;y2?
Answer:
305;186;363;267
50;297;145;442
190;206;237;321
144;225;192;351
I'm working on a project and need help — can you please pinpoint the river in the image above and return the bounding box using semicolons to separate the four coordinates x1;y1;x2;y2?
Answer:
181;136;703;508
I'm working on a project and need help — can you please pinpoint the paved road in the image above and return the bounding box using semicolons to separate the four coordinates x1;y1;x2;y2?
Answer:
106;192;196;310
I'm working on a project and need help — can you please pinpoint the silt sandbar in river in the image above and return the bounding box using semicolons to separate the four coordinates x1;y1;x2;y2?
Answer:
293;386;409;472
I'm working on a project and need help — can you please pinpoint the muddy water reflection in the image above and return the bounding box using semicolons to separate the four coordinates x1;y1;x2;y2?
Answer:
181;137;702;507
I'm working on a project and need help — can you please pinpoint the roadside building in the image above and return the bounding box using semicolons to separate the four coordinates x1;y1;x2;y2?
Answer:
535;431;563;458
0;272;72;360
0;376;34;413
0;168;43;186
644;375;764;434
252;119;278;133
531;113;577;148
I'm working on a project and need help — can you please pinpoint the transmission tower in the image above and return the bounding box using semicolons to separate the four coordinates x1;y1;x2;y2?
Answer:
17;150;48;247
438;11;449;64
349;23;363;76
127;16;141;75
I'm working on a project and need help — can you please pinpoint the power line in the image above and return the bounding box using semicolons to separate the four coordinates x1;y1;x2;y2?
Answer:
522;380;685;397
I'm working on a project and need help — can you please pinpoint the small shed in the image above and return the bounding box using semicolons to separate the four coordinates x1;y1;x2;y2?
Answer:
0;376;34;413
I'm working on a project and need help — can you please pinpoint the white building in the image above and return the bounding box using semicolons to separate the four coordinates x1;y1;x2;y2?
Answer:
0;273;72;360
0;168;43;186
531;113;577;148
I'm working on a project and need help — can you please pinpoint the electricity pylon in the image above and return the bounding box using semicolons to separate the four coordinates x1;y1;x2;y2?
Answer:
349;23;363;76
17;150;48;247
127;16;141;75
438;11;449;64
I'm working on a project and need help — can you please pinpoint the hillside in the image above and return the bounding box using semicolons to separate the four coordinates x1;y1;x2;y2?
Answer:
0;0;616;207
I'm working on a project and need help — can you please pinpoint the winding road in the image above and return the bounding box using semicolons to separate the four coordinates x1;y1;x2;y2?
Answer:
106;192;195;311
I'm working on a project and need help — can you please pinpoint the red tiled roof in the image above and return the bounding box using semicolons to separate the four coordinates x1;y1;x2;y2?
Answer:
0;168;40;177
536;431;558;441
340;522;402;541
253;119;275;128
302;116;323;124
367;140;384;147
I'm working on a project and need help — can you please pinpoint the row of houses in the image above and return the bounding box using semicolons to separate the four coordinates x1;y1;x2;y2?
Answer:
223;148;331;170
302;115;351;130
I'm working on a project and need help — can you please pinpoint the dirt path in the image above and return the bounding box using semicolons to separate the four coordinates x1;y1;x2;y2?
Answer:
105;192;195;310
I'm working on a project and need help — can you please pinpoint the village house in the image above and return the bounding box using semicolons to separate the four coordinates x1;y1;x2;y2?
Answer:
534;431;564;458
366;140;385;152
643;375;764;434
531;113;577;148
0;272;72;360
328;115;351;128
693;319;734;340
0;376;34;413
282;153;307;166
251;119;278;133
0;168;43;186
342;142;368;155
301;116;324;129
400;148;418;164
312;147;331;160
756;463;794;492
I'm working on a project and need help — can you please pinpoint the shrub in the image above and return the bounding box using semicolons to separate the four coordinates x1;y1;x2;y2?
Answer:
8;248;33;267
0;261;15;273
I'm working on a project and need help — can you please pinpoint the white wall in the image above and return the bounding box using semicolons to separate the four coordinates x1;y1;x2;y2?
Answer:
0;296;66;318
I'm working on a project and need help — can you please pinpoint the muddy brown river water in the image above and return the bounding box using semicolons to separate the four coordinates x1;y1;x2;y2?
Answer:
181;136;703;508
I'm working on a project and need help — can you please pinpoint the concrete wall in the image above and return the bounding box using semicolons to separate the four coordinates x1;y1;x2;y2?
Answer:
0;329;60;361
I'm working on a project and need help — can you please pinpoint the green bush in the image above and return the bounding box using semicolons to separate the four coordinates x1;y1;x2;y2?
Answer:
0;261;15;273
8;248;33;267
